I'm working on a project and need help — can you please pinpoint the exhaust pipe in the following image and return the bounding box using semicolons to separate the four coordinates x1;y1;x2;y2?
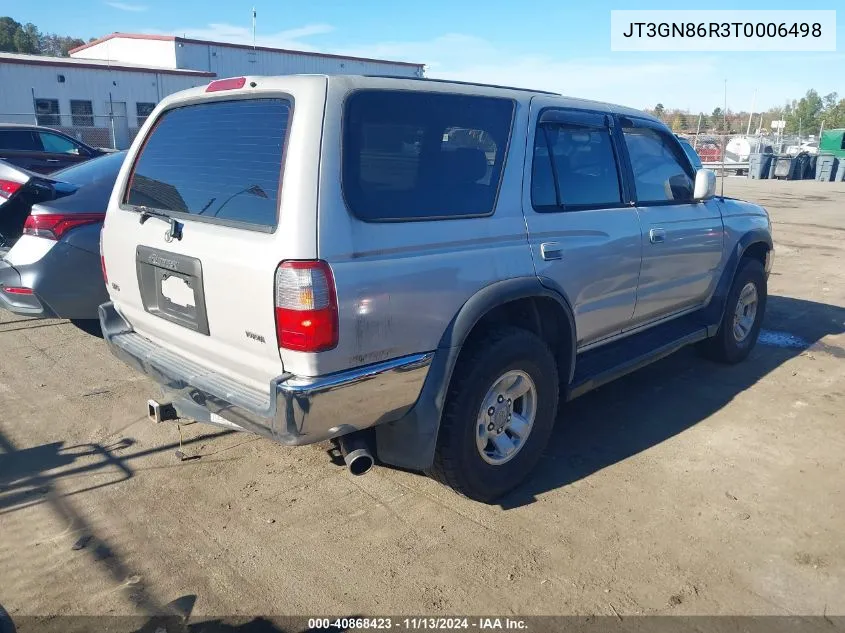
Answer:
338;432;374;476
148;399;178;423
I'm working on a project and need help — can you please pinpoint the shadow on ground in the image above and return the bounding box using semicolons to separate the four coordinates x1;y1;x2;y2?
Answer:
0;427;234;625
500;295;845;509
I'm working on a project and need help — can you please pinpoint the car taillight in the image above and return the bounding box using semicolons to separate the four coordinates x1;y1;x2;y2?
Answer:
0;179;22;199
274;260;338;352
23;213;105;241
1;286;33;295
99;228;108;285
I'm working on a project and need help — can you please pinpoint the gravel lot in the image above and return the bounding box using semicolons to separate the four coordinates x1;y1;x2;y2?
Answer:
1;179;844;621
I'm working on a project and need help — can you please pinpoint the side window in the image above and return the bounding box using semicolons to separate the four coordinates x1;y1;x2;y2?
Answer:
531;120;623;211
678;139;703;171
622;122;694;204
39;132;79;154
343;91;514;221
0;130;42;151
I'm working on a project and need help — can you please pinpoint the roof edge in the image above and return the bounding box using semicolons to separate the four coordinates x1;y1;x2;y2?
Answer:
0;53;215;77
69;31;425;68
68;32;175;55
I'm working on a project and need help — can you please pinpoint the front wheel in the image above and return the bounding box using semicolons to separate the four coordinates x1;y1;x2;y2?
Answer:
429;327;559;502
700;258;767;364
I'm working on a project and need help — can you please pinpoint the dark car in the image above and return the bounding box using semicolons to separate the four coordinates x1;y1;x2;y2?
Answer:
0;151;126;323
0;124;107;174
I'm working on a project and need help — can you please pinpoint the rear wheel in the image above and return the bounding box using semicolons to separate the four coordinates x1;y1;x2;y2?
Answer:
429;327;559;502
700;258;766;364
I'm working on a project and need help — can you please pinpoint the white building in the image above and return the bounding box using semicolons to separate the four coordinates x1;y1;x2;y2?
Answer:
0;32;425;149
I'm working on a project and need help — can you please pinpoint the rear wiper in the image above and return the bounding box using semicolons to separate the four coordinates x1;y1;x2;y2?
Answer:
135;206;183;241
135;205;171;225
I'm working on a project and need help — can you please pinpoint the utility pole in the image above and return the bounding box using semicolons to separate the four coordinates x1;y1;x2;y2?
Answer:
746;88;757;136
252;7;257;50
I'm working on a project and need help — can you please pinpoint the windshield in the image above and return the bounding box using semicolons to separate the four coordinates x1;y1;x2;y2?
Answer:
53;151;127;187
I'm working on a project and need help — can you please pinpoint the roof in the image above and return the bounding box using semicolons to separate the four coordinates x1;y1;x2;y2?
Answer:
0;51;215;77
69;32;425;69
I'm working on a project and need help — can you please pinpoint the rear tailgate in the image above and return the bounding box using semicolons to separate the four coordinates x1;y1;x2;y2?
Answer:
101;76;326;392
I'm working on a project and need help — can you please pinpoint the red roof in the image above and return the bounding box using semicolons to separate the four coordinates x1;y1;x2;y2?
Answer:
69;32;424;69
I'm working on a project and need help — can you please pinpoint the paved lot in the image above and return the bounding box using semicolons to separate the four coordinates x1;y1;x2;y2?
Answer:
1;179;844;620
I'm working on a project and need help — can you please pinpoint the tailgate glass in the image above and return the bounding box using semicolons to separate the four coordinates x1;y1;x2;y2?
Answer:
125;98;290;229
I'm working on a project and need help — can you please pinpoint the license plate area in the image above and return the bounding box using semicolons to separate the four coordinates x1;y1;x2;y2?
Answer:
136;246;209;335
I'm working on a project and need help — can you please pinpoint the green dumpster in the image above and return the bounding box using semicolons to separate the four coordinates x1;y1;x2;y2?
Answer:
819;129;845;159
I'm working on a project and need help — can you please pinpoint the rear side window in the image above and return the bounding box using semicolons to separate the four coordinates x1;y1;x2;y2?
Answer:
0;130;42;151
125;99;290;228
532;122;623;210
343;91;514;221
622;121;694;204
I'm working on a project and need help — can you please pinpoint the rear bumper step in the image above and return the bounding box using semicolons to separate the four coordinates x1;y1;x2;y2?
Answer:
99;302;433;445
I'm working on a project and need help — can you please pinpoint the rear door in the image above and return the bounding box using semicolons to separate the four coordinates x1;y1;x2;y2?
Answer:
619;116;724;326
102;79;326;391
523;99;642;347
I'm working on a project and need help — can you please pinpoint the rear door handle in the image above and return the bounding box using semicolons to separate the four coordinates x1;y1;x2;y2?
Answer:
649;228;666;244
540;242;563;261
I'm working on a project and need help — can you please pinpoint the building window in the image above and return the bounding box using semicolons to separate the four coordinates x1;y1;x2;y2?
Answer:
70;100;94;127
136;102;156;127
35;98;60;127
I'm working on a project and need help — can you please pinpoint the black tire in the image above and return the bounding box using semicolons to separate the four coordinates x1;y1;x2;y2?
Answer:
700;258;767;364
429;327;559;503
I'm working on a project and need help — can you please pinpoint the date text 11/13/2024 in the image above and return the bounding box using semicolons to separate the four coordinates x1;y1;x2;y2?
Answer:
307;617;529;630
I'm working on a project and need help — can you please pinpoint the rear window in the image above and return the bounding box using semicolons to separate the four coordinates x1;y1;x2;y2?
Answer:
125;98;290;228
342;91;514;221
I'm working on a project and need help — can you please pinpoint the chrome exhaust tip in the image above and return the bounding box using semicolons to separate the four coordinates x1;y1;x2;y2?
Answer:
338;432;375;476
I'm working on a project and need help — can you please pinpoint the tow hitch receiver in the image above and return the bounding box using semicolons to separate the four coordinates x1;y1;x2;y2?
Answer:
148;399;178;423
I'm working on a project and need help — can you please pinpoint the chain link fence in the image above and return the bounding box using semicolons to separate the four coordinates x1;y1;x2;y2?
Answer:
652;112;822;175
0;112;143;150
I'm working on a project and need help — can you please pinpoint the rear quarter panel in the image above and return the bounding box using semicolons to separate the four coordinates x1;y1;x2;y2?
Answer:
305;81;537;378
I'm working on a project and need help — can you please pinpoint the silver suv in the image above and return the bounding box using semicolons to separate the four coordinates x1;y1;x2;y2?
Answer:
100;75;773;502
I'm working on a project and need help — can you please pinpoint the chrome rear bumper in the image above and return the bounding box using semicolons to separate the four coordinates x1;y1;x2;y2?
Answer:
99;302;433;445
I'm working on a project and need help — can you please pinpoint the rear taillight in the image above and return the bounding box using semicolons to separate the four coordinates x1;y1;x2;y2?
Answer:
0;179;22;199
99;228;108;285
1;286;33;295
24;213;105;241
274;260;338;352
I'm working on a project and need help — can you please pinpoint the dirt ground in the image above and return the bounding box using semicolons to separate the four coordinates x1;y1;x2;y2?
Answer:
1;178;844;622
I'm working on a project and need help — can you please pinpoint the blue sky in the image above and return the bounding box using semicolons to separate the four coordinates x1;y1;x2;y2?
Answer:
8;0;844;112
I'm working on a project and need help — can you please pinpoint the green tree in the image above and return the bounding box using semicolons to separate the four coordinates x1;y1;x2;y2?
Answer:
785;89;824;136
0;16;85;56
0;16;22;52
12;22;39;54
654;103;665;119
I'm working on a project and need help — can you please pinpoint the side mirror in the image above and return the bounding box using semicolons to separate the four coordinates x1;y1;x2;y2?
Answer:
693;168;716;200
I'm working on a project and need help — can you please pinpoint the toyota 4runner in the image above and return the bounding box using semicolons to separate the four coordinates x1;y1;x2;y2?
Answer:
100;75;773;502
